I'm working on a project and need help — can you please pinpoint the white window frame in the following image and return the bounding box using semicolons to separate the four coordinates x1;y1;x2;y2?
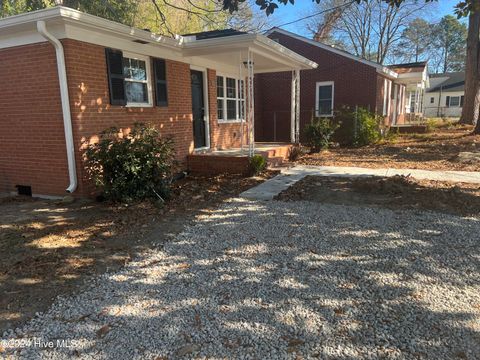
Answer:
315;81;334;117
449;96;461;107
216;73;244;123
123;51;153;108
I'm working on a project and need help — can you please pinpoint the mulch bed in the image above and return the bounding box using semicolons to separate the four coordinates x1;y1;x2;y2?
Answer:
276;175;480;217
297;125;480;172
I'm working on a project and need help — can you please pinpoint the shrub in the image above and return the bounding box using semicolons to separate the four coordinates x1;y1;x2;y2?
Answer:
249;154;266;175
288;145;308;161
84;123;176;203
334;106;381;146
304;117;339;152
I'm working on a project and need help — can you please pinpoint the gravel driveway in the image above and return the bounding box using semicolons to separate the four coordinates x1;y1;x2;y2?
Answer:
3;199;480;359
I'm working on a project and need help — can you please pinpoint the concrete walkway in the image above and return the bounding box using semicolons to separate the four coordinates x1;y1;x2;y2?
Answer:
240;165;480;201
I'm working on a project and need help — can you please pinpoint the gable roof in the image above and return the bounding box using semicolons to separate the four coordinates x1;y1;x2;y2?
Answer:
427;72;464;92
265;27;398;79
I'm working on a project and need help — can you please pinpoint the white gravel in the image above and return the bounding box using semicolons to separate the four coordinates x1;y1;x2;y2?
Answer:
2;199;480;359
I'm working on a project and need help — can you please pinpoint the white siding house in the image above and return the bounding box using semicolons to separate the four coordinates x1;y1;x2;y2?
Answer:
423;72;465;118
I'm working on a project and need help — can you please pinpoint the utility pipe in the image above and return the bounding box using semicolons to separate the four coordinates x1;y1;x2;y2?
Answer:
37;20;77;193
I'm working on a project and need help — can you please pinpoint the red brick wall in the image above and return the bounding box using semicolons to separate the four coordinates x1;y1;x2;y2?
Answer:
0;42;69;196
63;39;196;196
256;31;380;142
1;39;243;197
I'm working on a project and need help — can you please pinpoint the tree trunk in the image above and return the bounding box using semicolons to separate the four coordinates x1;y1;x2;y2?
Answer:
460;3;480;126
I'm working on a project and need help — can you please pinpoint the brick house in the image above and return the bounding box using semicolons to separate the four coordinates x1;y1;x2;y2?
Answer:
255;28;429;142
0;8;315;198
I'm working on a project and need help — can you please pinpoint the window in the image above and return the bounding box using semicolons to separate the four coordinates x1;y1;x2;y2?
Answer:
216;75;244;122
448;96;461;107
217;76;225;120
106;48;164;107
316;81;334;117
122;53;152;106
238;79;245;120
430;97;434;104
226;77;237;120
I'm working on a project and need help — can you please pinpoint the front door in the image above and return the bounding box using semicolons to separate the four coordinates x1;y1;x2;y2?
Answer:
191;70;206;149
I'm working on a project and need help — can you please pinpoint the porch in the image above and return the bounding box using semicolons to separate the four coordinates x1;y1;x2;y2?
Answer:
187;142;294;175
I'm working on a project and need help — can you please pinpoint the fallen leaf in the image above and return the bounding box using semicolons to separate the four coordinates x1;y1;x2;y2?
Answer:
288;338;305;347
96;325;111;338
334;308;345;316
176;344;200;356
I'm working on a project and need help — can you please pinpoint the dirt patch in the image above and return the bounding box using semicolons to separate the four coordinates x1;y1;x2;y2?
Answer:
275;175;480;216
0;171;276;333
298;125;480;171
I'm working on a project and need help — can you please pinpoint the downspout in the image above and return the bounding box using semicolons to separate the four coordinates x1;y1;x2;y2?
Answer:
37;20;77;193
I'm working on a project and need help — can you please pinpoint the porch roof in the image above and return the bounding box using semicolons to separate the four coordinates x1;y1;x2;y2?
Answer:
181;34;318;74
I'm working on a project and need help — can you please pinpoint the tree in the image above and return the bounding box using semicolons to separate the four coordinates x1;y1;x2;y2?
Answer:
432;15;467;73
306;0;428;64
393;18;432;63
459;2;480;127
310;0;348;43
0;0;266;35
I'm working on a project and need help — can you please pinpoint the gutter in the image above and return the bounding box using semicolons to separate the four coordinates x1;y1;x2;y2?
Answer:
37;20;77;193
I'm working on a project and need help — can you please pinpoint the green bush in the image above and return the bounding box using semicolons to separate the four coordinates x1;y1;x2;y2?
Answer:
334;106;381;146
304;117;339;152
249;154;266;175
84;123;176;203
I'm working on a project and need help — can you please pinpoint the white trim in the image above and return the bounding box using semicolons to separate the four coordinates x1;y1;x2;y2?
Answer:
122;51;153;107
315;81;334;117
37;20;77;194
190;65;211;149
216;72;244;124
265;27;398;79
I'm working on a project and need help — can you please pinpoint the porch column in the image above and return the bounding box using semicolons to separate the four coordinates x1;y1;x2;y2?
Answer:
290;70;300;143
246;51;255;157
295;69;300;143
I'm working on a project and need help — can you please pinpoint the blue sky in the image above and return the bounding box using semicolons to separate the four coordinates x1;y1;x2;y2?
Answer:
264;1;462;36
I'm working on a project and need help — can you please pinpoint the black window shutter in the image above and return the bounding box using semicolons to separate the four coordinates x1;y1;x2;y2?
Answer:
105;48;126;106
446;96;450;107
460;95;464;107
153;58;168;107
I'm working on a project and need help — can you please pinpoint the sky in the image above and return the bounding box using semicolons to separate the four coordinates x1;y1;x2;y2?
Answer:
262;1;463;37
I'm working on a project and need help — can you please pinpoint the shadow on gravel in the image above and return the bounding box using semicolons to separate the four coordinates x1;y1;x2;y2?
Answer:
5;199;480;359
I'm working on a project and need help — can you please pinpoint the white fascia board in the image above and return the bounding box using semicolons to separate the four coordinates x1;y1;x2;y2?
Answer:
63;24;183;62
182;33;317;70
377;68;398;79
0;6;181;51
267;27;396;78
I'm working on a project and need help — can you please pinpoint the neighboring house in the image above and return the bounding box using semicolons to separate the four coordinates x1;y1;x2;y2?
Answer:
423;72;465;118
255;28;429;142
0;7;315;198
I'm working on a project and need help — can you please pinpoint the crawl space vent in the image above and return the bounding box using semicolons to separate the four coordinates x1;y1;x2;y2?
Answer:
16;185;32;197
